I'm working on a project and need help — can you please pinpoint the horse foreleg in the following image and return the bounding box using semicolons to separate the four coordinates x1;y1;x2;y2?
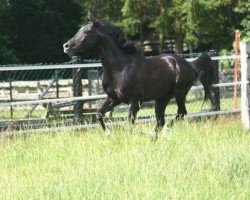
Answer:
109;108;115;121
97;97;120;131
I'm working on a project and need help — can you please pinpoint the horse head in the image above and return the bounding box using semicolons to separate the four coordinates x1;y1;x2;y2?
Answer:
63;20;138;57
63;20;102;57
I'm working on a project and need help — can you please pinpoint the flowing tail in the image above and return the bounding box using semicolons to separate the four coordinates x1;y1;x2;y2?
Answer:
189;53;219;110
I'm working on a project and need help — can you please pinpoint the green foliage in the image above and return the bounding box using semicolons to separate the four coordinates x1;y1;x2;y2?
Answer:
160;0;242;51
0;35;19;64
121;0;157;35
2;0;81;64
0;117;249;199
77;0;123;23
0;0;18;64
235;0;250;40
0;0;249;63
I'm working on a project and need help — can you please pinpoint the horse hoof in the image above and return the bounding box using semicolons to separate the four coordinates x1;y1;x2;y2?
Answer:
104;128;112;136
148;131;158;140
161;126;170;138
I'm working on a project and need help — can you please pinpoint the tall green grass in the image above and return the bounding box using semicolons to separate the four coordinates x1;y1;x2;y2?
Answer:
0;117;249;199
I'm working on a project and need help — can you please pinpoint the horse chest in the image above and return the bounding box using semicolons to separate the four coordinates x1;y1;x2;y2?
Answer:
102;71;134;103
102;78;122;96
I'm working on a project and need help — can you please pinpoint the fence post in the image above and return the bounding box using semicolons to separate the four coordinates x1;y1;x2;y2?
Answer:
210;50;220;110
87;69;99;108
213;60;221;110
233;30;240;109
55;70;59;99
240;41;250;129
8;78;13;119
72;56;83;122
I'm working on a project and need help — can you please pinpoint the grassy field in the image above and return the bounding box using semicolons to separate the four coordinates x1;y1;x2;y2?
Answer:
0;116;249;200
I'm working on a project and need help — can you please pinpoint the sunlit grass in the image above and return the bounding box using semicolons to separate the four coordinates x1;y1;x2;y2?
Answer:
0;116;249;199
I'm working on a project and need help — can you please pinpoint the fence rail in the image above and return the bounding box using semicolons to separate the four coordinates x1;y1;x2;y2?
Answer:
0;63;102;71
0;54;247;72
0;53;247;133
0;81;246;107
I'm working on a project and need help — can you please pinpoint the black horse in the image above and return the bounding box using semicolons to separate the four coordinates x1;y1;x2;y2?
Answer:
63;20;214;135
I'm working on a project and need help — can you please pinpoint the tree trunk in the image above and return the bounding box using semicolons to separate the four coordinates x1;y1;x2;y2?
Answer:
159;33;164;54
139;22;144;54
174;13;184;54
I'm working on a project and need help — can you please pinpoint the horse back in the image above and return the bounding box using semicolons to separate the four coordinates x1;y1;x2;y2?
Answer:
148;54;196;84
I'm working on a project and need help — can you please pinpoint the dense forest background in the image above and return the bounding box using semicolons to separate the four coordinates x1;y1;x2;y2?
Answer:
0;0;249;64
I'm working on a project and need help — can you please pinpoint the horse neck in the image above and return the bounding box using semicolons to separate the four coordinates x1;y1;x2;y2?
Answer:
98;36;127;74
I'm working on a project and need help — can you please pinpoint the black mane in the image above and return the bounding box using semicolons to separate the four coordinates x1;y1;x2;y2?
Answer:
95;20;139;54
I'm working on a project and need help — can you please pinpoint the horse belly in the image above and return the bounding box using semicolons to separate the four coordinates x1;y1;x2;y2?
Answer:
143;74;175;101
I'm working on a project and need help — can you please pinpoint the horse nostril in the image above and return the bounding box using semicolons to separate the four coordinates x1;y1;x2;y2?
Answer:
63;43;69;49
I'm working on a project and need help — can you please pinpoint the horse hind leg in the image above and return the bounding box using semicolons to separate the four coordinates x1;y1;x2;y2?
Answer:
169;86;189;127
209;86;220;111
155;92;173;138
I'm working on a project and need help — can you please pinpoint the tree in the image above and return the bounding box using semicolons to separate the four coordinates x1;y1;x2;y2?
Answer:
1;0;248;64
121;0;158;50
150;0;172;53
77;0;123;23
152;0;245;53
0;0;18;64
150;0;187;54
5;0;81;64
235;0;250;39
181;0;243;51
